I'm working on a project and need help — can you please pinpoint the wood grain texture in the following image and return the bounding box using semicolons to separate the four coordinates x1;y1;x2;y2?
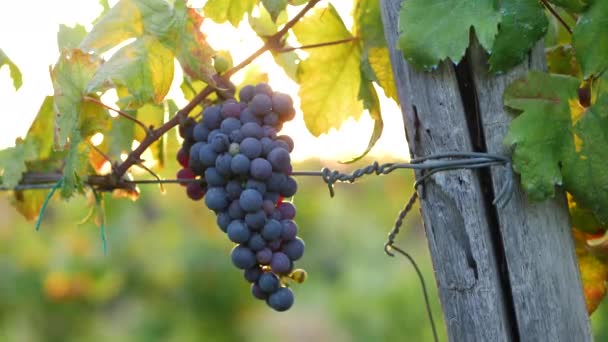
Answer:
380;0;592;341
468;40;592;342
380;1;512;340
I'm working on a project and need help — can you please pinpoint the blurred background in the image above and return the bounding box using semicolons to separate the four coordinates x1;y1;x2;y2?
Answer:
0;157;607;341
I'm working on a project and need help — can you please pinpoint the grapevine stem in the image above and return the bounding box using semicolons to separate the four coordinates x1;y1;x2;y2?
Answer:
111;0;322;179
84;96;150;133
540;0;573;34
274;37;359;53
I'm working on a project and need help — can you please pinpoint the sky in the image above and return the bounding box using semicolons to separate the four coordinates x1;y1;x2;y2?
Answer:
0;0;410;162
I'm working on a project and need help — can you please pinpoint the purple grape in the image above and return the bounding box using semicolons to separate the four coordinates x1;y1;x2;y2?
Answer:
204;187;228;211
270;252;292;274
198;144;218;167
227;220;251;243
230;154;250;175
258;272;279;293
267;172;286;192
262;219;282;240
239;108;261;124
250;158;272;180
229;129;244;143
251;283;267;300
248;233;266;252
202;106;222;129
225;180;243;200
244;267;262;283
222;102;242;118
255;83;273;96
272;92;293;116
220;117;242;135
239;85;255;103
240;137;262;159
267;147;291;173
246;179;266;194
215;153;233;176
277;135;294;152
193;122;210;142
231;245;256;269
216;212;231;232
263;112;279;126
278;202;296;220
204;167;226;186
267;287;294;312
186;182;205;201
281;220;298;240
241;122;264;139
249;94;272;116
245;210;266;229
256;248;272;264
239;189;263;212
228;200;245;219
280;177;297;197
282;237;304;261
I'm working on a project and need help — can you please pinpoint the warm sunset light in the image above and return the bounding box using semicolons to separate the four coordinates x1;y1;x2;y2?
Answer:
0;0;409;162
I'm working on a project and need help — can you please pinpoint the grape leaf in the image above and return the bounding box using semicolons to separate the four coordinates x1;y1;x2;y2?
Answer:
203;0;257;27
548;0;589;12
62;132;90;198
561;96;608;224
262;0;287;22
546;45;581;77
133;103;166;168
342;81;383;164
573;229;608;314
354;0;397;101
173;0;216;84
57;24;87;51
80;0;174;53
489;0;548;73
87;37;174;109
569;194;606;235
572;0;608;77
504;71;579;200
51;49;104;149
26;96;55;160
398;0;500;70
0;48;22;90
293;5;363;136
11;190;47;221
0;139;37;188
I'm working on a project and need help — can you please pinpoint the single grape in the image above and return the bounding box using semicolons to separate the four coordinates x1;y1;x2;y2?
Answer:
262;219;282;240
263;112;279;126
230;154;250;175
246;179;267;195
204;167;226;186
268;239;282;252
280;177;298;197
251;283;267;300
186;182;205;201
240;108;260;124
267;287;294;312
264;192;281;205
249;94;273;116
267;147;291;173
272;140;291;152
261;137;274;156
248;233;266;252
216;212;231;232
250;158;272;180
256;248;273;265
281;220;298;240
177;168;195;186
193;122;210;142
229;129;245;143
220;117;242;134
205;187;228;211
240;137;262;159
225;180;243;200
215;153;233;176
198;144;218;167
177;147;190;168
263;126;277;139
282;237;305;261
278;202;296;219
241;122;264;139
270;252;292;274
262;199;276;215
179;117;196;139
222;102;242;118
210;133;230;153
228;200;245;219
231;245;256;269
255;83;273;97
239;189;263;212
227;220;251;243
258;272;279;293
202;106;222;129
277;135;294;152
239;85;256;103
271;92;294;116
245;210;266;230
244;266;262;283
267;172;286;192
189;142;205;162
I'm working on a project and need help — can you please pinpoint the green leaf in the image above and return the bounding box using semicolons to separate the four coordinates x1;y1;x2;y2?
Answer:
398;0;500;70
569;194;606;234
61;132;90;198
354;0;397;101
51;49;104;149
57;24;88;51
249;4;281;36
173;0;216;84
25;97;55;160
180;77;214;115
80;0;174;53
561;96;608;223
489;0;548;73
272;50;300;81
203;0;257;27
0;48;23;90
87;37;174;108
262;0;287;22
504;71;579;200
573;0;608;77
11;190;48;221
548;0;589;12
293;5;363;136
546;45;581;77
0;139;37;188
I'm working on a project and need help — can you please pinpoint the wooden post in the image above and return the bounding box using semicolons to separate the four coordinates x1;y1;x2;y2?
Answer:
379;1;592;341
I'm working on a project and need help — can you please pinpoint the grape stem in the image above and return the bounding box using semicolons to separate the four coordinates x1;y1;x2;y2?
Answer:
84;96;150;133
111;0;323;179
540;0;572;35
274;37;359;53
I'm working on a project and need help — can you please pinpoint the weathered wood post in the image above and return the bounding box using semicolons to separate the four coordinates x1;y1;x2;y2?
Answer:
380;1;592;341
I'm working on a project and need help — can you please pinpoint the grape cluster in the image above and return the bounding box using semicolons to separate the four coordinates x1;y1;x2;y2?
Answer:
176;83;304;311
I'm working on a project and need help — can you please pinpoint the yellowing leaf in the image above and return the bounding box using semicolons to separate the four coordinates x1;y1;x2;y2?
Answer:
203;0;257;27
87;37;174;108
0;48;22;90
293;5;363;136
368;47;397;101
11;190;47;221
51;49;103;149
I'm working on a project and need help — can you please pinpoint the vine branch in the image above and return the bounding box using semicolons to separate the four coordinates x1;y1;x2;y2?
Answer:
111;0;322;179
540;0;573;34
274;37;358;53
84;96;150;133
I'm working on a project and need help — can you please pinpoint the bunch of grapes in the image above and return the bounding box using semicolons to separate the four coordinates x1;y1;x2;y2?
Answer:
176;83;305;311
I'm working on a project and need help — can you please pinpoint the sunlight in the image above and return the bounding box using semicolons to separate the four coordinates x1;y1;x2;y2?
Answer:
0;1;409;162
